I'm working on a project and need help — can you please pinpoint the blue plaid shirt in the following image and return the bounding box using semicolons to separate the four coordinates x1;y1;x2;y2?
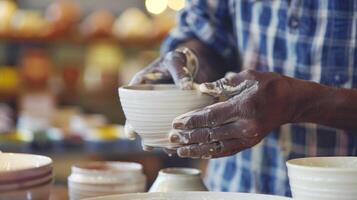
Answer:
161;0;357;197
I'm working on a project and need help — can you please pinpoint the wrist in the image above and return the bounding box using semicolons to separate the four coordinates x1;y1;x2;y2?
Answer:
290;79;333;124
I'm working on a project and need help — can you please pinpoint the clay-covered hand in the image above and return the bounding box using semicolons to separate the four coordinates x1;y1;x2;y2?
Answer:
129;48;199;90
124;48;199;150
169;70;298;158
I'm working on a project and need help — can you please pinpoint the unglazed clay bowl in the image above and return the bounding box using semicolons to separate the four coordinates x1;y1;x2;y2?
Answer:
287;157;357;200
118;84;214;148
0;153;52;183
68;162;146;200
84;192;292;200
149;168;207;192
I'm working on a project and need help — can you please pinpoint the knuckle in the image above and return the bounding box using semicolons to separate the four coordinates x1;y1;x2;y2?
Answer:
190;128;210;143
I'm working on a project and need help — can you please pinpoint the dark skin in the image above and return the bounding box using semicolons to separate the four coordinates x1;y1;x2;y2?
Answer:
129;39;357;158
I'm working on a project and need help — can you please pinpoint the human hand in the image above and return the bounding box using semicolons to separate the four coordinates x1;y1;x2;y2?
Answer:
169;70;298;158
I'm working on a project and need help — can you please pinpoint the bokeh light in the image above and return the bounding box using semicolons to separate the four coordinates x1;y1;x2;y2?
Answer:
168;0;185;11
145;0;168;15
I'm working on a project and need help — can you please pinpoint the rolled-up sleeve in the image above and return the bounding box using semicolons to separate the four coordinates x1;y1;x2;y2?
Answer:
161;0;238;66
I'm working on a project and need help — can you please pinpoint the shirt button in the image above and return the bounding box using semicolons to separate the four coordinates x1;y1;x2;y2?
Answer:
289;17;299;29
335;75;341;81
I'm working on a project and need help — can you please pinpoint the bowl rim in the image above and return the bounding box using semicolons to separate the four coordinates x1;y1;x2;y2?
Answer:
71;161;143;175
159;167;201;177
118;84;201;94
286;156;357;171
83;191;292;200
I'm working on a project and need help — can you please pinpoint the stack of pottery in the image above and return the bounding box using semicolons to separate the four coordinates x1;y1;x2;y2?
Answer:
68;161;146;200
119;84;214;149
0;153;53;200
287;156;357;200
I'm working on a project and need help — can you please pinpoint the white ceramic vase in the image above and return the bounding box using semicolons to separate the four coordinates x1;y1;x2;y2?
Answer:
149;168;207;192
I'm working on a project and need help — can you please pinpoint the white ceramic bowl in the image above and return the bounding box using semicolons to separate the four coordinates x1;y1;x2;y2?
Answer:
0;179;53;200
0;153;52;183
287;156;357;200
68;162;146;200
68;162;145;184
83;192;292;200
149;168;207;192
119;84;214;148
0;171;52;191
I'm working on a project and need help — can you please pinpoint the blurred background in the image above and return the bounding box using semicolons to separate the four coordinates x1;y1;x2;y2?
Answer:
0;0;207;197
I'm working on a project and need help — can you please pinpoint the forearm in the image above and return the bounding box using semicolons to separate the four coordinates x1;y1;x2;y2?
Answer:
177;39;235;83
292;79;357;131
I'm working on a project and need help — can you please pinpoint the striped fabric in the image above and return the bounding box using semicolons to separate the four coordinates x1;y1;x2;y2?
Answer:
161;0;357;197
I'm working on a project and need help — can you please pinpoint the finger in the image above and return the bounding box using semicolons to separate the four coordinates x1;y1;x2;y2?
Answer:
170;120;255;144
177;139;248;159
163;51;196;90
177;141;223;159
172;100;237;130
124;122;137;140
169;128;212;144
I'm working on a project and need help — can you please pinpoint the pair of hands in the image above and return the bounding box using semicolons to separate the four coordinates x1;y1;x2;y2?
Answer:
128;48;298;159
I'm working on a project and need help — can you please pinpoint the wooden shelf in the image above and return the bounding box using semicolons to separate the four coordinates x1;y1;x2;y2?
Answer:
0;33;165;48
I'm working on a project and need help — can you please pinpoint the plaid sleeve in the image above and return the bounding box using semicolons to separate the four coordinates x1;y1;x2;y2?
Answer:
161;0;238;66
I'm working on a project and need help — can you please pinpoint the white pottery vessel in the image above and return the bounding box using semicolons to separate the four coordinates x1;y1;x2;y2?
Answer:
119;84;214;148
0;153;52;183
68;162;146;200
83;192;292;200
149;168;207;192
287;156;357;200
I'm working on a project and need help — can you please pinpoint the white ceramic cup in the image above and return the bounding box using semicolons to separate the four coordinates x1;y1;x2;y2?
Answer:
149;167;207;192
287;156;357;200
119;84;213;149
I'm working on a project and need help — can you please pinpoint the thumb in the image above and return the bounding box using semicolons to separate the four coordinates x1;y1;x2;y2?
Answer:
163;48;199;90
124;121;137;140
199;72;258;100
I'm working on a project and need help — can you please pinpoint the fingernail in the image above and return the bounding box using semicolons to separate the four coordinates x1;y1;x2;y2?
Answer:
173;122;184;129
170;133;180;143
